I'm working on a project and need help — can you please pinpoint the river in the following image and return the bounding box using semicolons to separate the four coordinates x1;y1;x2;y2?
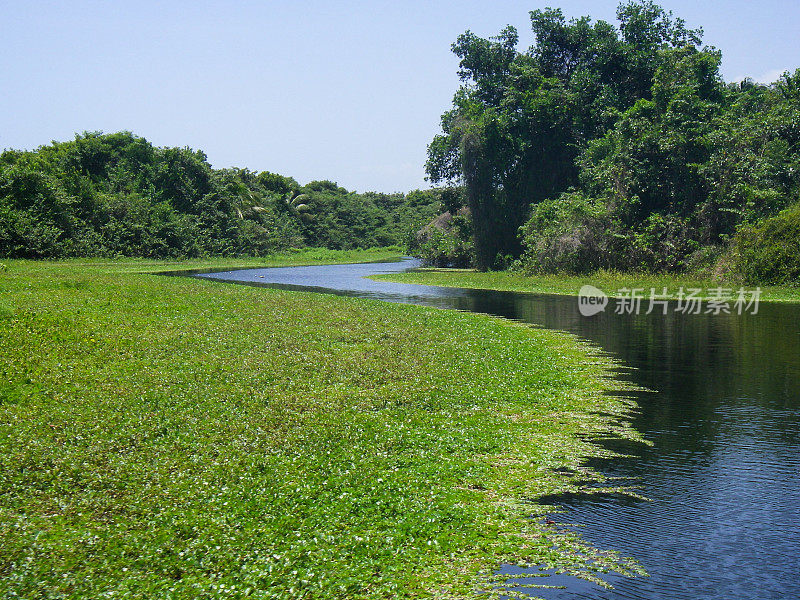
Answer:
193;259;800;600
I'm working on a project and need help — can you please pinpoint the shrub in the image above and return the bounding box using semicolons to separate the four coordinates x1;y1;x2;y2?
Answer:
725;203;800;284
629;212;699;272
521;192;706;274
410;209;474;267
520;192;620;274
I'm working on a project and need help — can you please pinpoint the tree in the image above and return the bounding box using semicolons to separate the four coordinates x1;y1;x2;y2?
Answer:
427;1;705;270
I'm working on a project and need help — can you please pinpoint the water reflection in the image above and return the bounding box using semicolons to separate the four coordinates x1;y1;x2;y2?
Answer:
197;259;800;599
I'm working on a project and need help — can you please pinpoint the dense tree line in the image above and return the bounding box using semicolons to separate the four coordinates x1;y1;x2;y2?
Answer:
0;132;439;258
426;1;800;280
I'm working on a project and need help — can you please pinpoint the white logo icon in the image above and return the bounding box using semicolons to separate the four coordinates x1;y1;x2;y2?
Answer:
578;285;608;316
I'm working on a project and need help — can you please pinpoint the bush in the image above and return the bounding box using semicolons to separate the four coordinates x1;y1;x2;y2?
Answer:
520;192;706;274
0;134;442;259
725;203;800;284
629;212;699;272
519;192;619;274
410;209;474;267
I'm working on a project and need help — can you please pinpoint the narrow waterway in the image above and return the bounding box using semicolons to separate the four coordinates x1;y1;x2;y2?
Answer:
194;259;800;600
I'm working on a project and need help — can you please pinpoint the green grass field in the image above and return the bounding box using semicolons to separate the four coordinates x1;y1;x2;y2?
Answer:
373;268;800;303
0;250;643;599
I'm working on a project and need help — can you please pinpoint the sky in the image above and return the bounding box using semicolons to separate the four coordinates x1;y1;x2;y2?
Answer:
1;1;799;193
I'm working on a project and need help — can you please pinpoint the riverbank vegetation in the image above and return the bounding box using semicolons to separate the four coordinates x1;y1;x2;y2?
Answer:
6;3;799;288
373;268;800;304
0;257;644;598
421;1;800;286
0;132;439;259
55;246;407;274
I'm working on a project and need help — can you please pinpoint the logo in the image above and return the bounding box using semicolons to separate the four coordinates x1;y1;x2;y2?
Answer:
578;285;608;317
575;286;760;316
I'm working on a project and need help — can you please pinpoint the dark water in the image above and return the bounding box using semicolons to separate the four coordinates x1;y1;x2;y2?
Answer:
196;259;800;599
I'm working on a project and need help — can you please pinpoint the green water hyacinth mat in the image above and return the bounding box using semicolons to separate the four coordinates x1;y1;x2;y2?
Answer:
0;257;644;599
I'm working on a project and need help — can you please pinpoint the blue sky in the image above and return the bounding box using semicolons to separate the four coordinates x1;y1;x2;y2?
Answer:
1;1;798;193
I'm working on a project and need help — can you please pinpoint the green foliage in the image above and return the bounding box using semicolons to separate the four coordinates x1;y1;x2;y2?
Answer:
726;203;800;285
429;1;800;283
410;209;474;268
0;258;643;598
520;192;618;274
518;189;701;274
427;1;704;270
0;133;439;259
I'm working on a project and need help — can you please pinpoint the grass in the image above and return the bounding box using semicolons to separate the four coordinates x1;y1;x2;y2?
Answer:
372;268;800;303
0;252;644;599
28;246;408;275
